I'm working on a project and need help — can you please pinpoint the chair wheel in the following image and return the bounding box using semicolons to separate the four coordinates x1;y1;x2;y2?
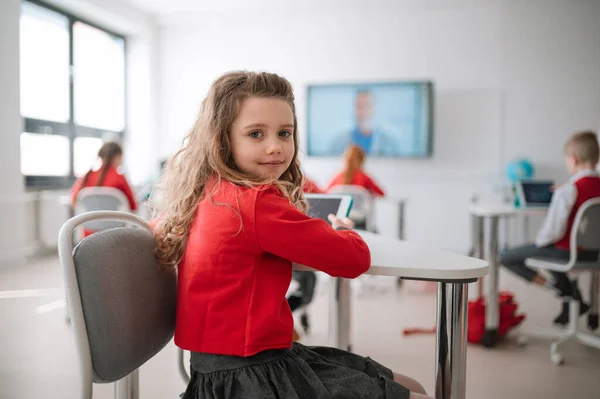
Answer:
517;335;528;347
550;342;564;366
481;329;498;348
588;313;599;331
300;314;310;333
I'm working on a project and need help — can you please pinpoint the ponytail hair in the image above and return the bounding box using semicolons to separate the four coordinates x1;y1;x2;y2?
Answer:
341;145;365;185
79;141;123;188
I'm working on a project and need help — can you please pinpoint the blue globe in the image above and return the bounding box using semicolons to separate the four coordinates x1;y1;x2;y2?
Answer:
506;159;534;182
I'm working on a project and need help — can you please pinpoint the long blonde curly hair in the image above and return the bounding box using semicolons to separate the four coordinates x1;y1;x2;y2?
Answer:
152;71;306;270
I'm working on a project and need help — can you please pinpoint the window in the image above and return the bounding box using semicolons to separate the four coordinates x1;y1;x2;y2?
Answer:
73;137;103;177
20;133;70;176
19;0;126;189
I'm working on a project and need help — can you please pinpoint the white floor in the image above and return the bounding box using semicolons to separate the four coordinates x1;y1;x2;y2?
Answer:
1;255;600;399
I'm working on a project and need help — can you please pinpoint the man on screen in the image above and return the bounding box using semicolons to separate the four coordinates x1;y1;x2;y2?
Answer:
330;90;397;156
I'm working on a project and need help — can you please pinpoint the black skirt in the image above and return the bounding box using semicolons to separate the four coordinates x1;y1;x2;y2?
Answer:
183;342;410;399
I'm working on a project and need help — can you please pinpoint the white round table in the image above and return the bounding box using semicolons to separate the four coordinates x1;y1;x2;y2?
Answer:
295;230;489;399
469;203;547;347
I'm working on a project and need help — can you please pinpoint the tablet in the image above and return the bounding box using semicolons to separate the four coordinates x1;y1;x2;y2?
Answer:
305;194;353;224
516;180;554;207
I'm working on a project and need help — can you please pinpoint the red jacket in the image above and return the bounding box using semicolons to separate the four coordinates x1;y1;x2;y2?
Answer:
71;165;137;211
302;177;323;193
175;179;370;356
326;170;385;197
555;176;600;250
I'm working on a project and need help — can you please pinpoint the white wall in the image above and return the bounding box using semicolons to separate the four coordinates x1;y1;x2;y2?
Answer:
0;0;27;266
157;0;600;252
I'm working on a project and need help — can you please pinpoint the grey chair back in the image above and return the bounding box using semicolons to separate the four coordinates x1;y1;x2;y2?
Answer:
72;227;177;383
574;198;600;251
75;187;131;231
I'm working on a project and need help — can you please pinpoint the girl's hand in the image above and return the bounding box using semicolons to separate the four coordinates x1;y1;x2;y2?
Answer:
328;214;354;230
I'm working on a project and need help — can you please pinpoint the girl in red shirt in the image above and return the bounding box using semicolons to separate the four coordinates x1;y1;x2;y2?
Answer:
326;145;385;196
71;142;137;236
152;71;431;399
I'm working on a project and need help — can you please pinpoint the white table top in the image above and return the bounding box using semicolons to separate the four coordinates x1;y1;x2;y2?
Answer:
294;230;489;281
469;203;548;217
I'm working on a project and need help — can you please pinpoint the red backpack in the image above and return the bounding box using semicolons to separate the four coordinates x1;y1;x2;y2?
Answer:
403;280;526;345
467;280;526;344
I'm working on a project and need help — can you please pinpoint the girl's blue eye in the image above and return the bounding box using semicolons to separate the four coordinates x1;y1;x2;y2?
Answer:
249;131;262;138
279;131;292;138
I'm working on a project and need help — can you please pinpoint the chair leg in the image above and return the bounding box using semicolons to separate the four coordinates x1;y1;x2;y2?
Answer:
520;296;580;366
550;294;580;365
179;348;190;384
300;308;310;333
556;299;579;347
114;370;139;399
588;270;599;331
576;331;600;348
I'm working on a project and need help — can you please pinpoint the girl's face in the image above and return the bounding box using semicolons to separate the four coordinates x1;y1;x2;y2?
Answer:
229;97;295;181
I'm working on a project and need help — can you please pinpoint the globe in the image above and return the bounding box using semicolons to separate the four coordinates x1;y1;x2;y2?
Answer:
506;159;534;182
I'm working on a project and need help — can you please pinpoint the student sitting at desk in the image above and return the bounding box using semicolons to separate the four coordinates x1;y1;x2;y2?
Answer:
152;71;431;399
71;142;137;235
500;131;600;325
326;145;385;196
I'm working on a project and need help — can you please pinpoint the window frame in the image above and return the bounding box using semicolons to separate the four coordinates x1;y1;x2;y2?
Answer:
21;0;127;190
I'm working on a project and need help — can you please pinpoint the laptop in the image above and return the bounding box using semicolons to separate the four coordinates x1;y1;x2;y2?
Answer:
515;180;554;208
305;194;353;224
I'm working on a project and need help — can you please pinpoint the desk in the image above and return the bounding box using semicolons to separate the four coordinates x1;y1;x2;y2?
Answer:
294;231;489;399
469;203;547;347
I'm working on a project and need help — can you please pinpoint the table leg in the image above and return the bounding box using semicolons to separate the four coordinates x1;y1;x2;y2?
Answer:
398;201;405;241
435;282;469;399
114;369;139;399
472;214;484;259
470;214;485;300
329;277;352;351
482;215;500;347
397;201;406;287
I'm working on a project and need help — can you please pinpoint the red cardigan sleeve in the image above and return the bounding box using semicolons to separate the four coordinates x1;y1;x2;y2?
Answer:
254;188;370;278
365;175;385;197
116;174;138;211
